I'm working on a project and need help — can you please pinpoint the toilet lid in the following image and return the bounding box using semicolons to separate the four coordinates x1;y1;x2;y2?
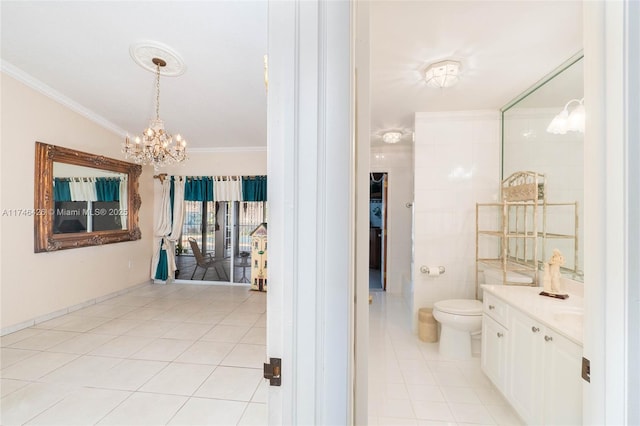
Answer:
434;299;483;315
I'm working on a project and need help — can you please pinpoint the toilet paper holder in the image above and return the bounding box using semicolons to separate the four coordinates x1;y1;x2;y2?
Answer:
420;265;445;275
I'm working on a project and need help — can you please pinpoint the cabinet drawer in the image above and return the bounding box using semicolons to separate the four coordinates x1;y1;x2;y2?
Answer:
484;293;508;325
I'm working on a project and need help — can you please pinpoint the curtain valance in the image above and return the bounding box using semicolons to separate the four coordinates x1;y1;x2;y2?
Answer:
179;175;267;202
53;177;123;202
184;177;214;201
95;178;120;202
242;176;267;201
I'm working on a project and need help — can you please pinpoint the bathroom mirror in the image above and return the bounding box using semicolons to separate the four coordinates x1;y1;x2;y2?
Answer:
501;53;584;281
34;142;142;252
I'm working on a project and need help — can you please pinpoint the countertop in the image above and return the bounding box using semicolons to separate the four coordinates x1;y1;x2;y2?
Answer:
482;284;584;346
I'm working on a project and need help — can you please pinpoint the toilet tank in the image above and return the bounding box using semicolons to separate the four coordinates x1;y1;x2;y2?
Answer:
483;268;533;285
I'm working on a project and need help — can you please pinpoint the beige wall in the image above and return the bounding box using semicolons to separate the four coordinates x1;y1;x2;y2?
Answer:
0;73;155;332
160;149;267;177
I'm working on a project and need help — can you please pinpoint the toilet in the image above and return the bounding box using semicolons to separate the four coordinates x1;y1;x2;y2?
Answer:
432;269;533;359
432;299;483;359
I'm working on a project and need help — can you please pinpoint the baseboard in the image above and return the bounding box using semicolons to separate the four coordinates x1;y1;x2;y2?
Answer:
0;280;152;336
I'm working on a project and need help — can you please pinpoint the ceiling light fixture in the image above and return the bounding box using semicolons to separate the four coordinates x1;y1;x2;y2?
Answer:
382;130;403;144
123;57;187;169
424;60;461;88
546;98;585;134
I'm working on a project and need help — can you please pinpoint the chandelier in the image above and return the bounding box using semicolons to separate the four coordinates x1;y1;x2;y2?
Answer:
123;57;187;169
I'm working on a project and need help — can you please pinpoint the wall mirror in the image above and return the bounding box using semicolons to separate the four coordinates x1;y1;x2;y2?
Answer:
34;142;142;252
501;53;584;281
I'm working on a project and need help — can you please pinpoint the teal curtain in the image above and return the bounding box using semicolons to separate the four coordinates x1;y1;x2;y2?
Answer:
184;177;214;201
95;178;120;202
154;240;169;280
53;178;72;202
242;176;267;201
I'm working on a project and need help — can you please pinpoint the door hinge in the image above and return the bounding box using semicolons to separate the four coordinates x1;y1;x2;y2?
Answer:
582;357;591;383
264;357;281;386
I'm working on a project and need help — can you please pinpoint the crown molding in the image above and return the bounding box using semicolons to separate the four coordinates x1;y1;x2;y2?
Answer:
1;60;127;137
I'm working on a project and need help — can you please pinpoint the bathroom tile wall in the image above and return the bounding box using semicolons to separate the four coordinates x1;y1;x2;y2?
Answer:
370;144;414;299
412;111;501;329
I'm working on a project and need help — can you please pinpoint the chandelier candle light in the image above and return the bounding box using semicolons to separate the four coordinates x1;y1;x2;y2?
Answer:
123;57;187;169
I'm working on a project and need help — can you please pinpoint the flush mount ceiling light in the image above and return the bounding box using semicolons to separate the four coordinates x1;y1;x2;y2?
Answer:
424;60;461;88
382;130;403;144
546;98;585;135
124;43;187;169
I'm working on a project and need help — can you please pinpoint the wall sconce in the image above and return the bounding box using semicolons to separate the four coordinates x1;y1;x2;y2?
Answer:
546;98;585;134
424;60;461;88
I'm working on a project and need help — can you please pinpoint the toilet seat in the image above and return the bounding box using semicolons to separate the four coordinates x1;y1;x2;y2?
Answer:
434;299;482;316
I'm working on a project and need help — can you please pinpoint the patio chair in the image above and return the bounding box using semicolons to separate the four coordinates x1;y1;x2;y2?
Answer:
187;237;216;280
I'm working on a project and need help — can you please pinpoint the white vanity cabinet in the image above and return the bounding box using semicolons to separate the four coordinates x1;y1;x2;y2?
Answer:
481;313;508;390
540;326;583;425
481;290;583;425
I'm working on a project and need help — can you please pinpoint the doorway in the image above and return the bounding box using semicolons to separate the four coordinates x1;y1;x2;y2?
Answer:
369;172;387;291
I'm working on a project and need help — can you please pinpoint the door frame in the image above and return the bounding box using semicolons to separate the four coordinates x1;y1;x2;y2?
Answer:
266;1;355;424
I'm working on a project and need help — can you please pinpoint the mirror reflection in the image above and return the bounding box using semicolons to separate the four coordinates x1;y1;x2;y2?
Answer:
53;163;128;233
502;54;584;281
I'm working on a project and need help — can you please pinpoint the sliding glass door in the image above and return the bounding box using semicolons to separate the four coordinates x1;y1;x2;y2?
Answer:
233;201;267;284
177;200;266;283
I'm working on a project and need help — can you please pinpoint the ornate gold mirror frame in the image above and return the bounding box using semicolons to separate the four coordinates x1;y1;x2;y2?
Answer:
34;142;142;252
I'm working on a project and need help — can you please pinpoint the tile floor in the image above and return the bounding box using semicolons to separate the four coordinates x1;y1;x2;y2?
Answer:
1;284;267;425
1;283;524;425
367;292;524;426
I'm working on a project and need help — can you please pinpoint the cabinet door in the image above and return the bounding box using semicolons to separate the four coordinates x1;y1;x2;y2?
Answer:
481;314;508;391
542;330;583;425
508;309;544;425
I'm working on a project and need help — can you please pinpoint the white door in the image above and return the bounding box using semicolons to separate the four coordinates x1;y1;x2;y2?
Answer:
266;1;355;424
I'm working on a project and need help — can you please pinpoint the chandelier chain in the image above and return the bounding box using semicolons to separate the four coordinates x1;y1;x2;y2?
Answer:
155;63;161;120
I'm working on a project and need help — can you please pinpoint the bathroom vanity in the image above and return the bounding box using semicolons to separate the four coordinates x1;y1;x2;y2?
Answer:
481;285;583;425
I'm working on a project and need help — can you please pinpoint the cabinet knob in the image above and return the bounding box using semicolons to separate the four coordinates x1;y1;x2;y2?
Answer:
531;326;540;333
544;335;553;342
497;332;503;338
489;305;495;310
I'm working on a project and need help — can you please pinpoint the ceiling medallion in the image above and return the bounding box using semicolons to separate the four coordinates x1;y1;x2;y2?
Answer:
129;41;186;76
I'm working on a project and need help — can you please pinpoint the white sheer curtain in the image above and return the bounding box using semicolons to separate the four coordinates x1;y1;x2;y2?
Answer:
151;179;171;281
151;177;186;281
119;177;128;230
166;177;185;277
69;178;97;201
214;176;242;201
